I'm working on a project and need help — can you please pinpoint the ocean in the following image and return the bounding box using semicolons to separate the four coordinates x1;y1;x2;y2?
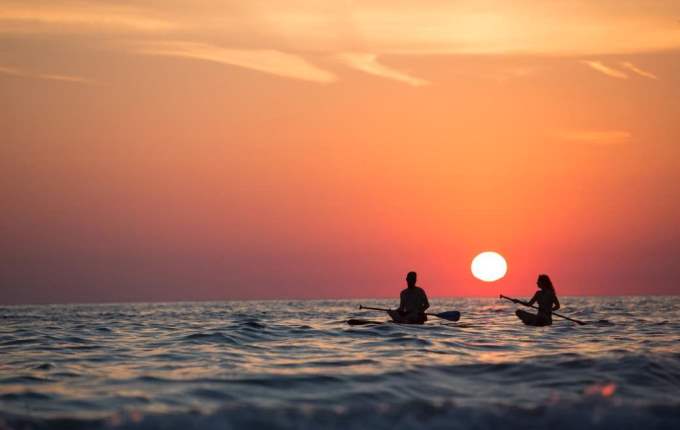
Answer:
1;297;679;429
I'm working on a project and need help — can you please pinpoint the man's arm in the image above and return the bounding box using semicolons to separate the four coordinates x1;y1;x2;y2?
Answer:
397;291;406;312
422;291;430;311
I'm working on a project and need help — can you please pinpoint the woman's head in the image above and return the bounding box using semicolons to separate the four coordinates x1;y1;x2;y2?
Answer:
537;274;554;291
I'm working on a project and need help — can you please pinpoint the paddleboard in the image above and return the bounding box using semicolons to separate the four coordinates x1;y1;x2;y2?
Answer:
346;319;385;326
515;309;551;327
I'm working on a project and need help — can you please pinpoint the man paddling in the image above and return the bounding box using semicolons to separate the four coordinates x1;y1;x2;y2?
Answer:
388;271;430;324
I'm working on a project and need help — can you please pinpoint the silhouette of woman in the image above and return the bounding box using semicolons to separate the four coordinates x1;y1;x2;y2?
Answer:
514;274;560;326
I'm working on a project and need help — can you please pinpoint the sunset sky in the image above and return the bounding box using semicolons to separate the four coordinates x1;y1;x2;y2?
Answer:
2;1;680;304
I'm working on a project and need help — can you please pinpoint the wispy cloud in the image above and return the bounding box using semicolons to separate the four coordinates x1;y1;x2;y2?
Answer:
620;61;658;80
556;130;632;145
2;2;680;56
0;66;21;76
335;53;428;86
1;2;678;86
0;65;94;84
135;42;336;84
580;61;628;79
0;3;176;33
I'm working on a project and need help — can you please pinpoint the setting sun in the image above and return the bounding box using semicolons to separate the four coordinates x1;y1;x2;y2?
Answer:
471;252;508;282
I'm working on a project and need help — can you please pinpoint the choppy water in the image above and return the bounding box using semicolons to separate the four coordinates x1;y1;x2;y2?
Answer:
1;297;679;429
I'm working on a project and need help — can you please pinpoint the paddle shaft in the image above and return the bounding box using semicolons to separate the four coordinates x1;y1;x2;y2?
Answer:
359;305;439;318
500;295;586;325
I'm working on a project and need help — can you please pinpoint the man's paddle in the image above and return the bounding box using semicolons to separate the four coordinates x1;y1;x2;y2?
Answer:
499;294;586;325
358;305;461;322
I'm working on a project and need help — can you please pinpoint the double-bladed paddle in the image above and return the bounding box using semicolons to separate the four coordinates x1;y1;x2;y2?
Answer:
499;294;586;325
358;305;461;322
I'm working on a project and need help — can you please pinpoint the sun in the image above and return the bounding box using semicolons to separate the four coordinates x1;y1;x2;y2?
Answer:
471;251;507;282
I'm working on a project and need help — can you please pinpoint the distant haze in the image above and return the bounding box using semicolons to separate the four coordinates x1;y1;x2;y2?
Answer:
2;1;680;304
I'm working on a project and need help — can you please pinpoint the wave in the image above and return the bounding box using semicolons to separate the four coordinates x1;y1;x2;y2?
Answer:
181;332;239;345
3;398;680;430
2;297;680;430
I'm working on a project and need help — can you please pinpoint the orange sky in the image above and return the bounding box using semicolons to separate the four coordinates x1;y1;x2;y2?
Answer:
2;1;680;304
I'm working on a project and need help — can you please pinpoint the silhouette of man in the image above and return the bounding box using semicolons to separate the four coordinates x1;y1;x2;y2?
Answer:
388;271;430;324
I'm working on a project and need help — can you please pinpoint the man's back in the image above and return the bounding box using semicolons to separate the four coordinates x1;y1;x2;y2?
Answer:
400;286;429;314
390;271;430;324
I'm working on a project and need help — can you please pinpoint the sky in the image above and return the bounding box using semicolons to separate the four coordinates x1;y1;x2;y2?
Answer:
2;0;680;304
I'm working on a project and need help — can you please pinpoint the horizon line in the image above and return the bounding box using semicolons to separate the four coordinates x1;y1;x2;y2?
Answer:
2;293;678;307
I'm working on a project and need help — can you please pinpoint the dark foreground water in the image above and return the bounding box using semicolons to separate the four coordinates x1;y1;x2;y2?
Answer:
1;297;679;430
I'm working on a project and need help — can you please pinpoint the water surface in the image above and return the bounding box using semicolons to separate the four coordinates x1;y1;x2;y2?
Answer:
1;297;679;429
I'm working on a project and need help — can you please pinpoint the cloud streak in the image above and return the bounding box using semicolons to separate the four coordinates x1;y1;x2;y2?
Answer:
0;3;177;33
556;130;632;145
620;62;658;80
135;41;336;84
3;2;680;55
0;65;94;84
1;2;678;85
335;53;428;86
581;61;628;79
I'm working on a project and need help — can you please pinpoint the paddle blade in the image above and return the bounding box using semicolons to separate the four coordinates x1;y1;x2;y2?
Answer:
434;311;460;321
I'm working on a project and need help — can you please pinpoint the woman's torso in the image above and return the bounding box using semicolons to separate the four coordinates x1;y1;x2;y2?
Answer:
536;290;556;318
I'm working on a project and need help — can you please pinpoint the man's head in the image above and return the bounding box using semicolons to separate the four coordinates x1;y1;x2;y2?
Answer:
406;271;417;287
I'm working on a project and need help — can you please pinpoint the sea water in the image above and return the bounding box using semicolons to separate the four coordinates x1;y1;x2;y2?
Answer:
1;297;679;429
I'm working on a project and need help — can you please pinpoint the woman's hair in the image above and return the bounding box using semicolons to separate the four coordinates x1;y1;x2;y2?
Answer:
537;274;555;291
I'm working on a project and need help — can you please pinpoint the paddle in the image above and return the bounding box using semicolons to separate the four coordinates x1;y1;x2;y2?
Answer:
499;294;586;325
358;305;461;322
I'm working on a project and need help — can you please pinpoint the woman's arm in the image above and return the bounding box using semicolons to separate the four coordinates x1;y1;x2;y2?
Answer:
524;292;539;307
552;296;561;311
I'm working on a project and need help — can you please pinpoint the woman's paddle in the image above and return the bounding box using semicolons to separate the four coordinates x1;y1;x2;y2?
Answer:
359;305;461;322
499;294;586;325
